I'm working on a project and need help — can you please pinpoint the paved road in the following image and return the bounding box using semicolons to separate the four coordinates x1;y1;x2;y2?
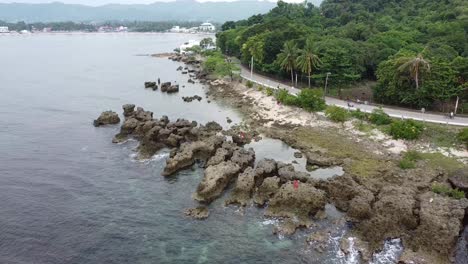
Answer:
239;65;468;127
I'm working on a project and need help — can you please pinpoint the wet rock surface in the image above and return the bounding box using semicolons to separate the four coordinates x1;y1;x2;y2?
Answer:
182;95;202;102
225;167;256;206
194;161;241;203
184;206;209;220
93;111;120;127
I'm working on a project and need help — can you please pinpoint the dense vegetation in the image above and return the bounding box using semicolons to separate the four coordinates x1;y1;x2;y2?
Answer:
217;0;468;111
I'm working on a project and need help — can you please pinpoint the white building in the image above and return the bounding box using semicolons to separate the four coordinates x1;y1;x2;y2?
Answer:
199;22;215;32
0;26;9;33
180;40;200;54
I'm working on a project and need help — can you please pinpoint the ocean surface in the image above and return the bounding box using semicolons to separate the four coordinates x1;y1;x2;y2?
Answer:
0;33;399;264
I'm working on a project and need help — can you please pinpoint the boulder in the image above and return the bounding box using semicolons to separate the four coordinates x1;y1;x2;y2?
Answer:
305;151;341;167
411;192;468;257
206;147;231;167
194;161;241;203
162;137;223;176
254;159;278;186
357;186;418;252
225;167;256;206
449;169;468;192
93;111;120;127
230;148;255;170
122;104;135;117
253;176;281;206
265;182;326;220
184;206;209;220
204;121;222;132
161;82;171;91
166;85;179;94
134;107;153;122
144;81;156;88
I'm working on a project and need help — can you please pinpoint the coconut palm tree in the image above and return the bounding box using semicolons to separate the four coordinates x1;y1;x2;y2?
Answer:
277;41;298;85
296;38;321;88
397;53;431;89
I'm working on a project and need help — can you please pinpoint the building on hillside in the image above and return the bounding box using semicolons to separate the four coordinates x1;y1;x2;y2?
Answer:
199;22;215;32
42;27;52;33
0;26;9;33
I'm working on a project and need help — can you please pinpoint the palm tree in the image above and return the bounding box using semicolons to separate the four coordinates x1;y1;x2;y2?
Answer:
277;41;298;85
296;38;321;88
397;53;431;89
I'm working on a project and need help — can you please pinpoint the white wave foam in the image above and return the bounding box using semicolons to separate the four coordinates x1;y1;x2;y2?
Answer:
370;238;403;264
129;152;169;163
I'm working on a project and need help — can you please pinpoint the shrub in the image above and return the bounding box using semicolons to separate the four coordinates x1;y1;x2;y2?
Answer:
398;150;422;169
246;80;254;88
283;94;299;105
369;108;392;125
399;159;415;169
296;89;326;112
351;109;369;120
257;85;264;91
325;106;350;122
458;128;468;148
389;119;424;140
275;89;290;102
265;87;274;96
432;183;465;199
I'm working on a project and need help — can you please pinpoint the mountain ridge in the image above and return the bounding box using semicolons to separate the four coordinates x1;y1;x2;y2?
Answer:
0;1;280;22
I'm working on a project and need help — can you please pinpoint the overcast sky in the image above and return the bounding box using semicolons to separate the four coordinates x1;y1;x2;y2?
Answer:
0;0;316;5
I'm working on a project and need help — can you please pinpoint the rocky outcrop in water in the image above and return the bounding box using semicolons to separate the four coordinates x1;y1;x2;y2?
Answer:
184;206;210;220
144;81;157;89
93;111;120;127
182;95;202;102
194;161;241;203
225;167;256;206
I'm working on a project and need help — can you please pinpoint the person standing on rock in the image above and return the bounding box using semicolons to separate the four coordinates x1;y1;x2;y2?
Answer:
158;78;160;85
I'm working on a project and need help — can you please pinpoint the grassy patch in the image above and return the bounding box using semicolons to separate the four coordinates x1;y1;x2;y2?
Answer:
398;150;422;169
418;152;464;173
431;183;465;199
349;158;386;178
420;123;461;148
292;127;387;178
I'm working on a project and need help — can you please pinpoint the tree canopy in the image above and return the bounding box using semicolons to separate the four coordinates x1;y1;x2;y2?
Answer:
216;0;468;110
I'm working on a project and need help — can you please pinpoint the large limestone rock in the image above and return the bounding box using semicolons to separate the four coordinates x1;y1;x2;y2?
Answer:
253;176;281;206
449;169;468;192
265;182;326;220
254;159;277;186
357;186;418;251
162;136;223;176
230;148;255;170
411;192;468;257
305;150;341;167
194;161;241;203
226;167;256;206
93;111;120;127
122;104;135;117
277;162;310;183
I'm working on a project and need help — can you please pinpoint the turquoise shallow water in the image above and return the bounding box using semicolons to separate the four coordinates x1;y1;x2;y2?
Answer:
0;33;399;264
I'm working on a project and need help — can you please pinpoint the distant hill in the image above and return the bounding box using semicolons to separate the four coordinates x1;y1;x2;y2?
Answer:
0;0;279;23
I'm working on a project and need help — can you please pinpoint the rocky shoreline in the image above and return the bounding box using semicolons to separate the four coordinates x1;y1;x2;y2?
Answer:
93;53;468;264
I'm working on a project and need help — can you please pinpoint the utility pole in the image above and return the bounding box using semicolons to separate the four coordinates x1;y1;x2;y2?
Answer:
250;56;253;79
324;72;331;98
295;73;298;87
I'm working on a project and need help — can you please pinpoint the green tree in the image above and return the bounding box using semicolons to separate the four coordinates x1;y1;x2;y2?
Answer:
397;52;431;90
276;41;298;85
296;37;321;87
200;38;214;49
